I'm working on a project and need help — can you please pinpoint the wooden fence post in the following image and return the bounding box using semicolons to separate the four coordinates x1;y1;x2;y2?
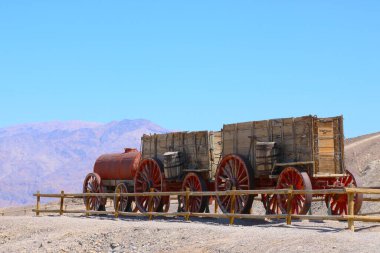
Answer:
286;186;293;225
86;189;90;217
115;187;120;218
36;191;40;216
185;187;190;221
229;187;236;225
148;188;154;220
348;191;355;232
59;190;64;215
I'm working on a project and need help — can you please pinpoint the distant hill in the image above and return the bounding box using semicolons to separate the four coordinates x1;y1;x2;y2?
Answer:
0;119;168;207
345;132;380;187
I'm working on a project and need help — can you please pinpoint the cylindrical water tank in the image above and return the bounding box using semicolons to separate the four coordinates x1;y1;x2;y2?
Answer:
93;148;141;180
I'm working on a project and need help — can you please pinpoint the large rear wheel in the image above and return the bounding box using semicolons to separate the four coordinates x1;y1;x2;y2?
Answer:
134;158;165;213
215;154;253;214
180;172;208;213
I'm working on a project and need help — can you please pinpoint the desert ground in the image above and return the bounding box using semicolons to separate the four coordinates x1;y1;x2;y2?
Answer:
1;214;380;253
1;197;380;253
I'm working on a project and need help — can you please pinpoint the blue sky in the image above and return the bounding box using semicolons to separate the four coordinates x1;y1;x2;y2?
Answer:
0;1;379;137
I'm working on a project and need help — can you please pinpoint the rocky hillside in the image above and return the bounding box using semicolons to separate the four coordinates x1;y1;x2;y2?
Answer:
345;132;380;186
0;119;168;207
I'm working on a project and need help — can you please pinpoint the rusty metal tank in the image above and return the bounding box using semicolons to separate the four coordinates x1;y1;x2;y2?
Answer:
93;148;141;180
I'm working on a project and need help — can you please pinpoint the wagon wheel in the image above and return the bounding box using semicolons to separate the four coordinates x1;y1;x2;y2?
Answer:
114;183;132;212
128;198;139;212
82;173;106;211
261;194;281;214
157;196;171;213
325;168;363;215
179;173;208;213
215;154;254;214
276;167;312;215
134;158;164;213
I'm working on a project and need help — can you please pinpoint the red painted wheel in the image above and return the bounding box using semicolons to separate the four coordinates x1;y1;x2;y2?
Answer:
180;173;208;213
325;168;363;215
215;154;254;214
276;167;312;214
261;194;281;214
114;183;132;212
157;196;171;213
82;173;106;211
134;158;164;213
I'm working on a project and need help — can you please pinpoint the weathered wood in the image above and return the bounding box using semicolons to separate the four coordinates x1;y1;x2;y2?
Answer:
86;189;90;217
115;187;120;218
346;188;380;194
141;131;222;180
363;198;380;202
286;186;293;225
348;192;355;231
148;188;154;220
214;198;218;213
185;187;190;221
230;186;236;225
222;115;344;177
32;187;380;233
36;191;40;216
59;190;64;216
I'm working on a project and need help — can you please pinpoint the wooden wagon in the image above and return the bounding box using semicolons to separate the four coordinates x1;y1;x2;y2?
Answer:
217;115;362;215
135;131;222;212
134;115;362;215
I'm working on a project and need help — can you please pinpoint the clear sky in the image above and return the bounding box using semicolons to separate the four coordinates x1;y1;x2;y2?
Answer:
0;1;379;137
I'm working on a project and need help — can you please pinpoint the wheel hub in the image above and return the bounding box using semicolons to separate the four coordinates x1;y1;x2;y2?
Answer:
225;179;236;190
142;181;152;192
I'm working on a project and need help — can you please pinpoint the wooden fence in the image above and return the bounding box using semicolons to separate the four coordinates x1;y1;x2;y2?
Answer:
31;187;380;232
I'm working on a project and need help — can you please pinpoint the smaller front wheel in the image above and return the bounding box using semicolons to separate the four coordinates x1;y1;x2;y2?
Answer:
325;168;363;215
276;167;312;215
114;183;132;212
180;172;208;213
82;173;106;211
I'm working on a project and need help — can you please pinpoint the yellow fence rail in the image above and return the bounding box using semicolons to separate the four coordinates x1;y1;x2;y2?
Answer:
31;187;380;232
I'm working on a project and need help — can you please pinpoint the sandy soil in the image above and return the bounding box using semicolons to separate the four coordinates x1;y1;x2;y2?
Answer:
1;215;380;253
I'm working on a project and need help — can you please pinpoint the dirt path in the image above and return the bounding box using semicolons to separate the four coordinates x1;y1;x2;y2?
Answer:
1;215;380;253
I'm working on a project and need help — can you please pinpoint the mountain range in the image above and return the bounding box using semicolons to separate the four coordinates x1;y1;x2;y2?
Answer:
0;119;168;207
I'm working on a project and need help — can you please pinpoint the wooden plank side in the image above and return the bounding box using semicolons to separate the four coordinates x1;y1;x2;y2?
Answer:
222;116;315;177
210;131;222;178
141;134;155;159
314;118;343;175
141;131;213;173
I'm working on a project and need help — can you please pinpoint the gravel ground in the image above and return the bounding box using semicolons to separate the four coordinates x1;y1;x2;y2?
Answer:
1;215;380;253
